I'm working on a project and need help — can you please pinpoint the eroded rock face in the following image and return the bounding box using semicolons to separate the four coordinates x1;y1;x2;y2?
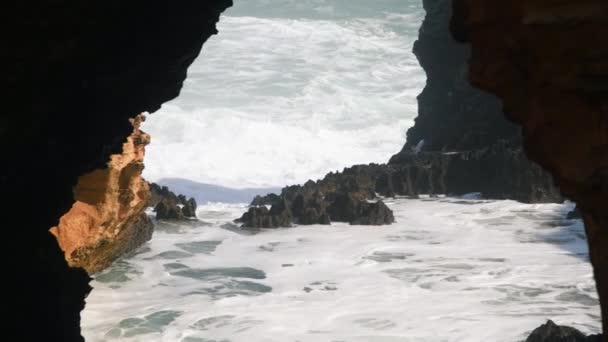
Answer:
390;0;560;204
389;142;561;202
404;0;519;152
50;115;154;274
451;0;608;334
6;2;232;340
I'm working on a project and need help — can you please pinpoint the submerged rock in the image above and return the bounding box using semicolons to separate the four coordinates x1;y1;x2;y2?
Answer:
525;320;602;342
149;182;197;220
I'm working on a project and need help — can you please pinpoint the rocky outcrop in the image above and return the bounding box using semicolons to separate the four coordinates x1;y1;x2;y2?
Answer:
450;0;608;334
389;142;560;202
525;320;602;342
404;0;520;152
6;2;232;340
50;115;154;274
239;146;559;228
237;166;394;228
149;183;198;220
389;0;559;204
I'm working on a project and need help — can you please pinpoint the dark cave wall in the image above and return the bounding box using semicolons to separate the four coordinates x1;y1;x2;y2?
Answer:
390;0;559;203
5;1;232;341
451;0;608;336
404;0;520;152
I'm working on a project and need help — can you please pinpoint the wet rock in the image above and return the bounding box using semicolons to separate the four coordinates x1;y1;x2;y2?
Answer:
239;166;395;228
525;320;602;342
251;193;281;206
154;200;185;220
236;197;293;228
149;183;197;220
351;200;395;225
236;206;282;229
389;0;559;204
50;115;154;274
182;198;197;218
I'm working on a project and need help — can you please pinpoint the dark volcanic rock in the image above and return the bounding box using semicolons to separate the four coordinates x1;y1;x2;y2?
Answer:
525;320;602;342
352;200;395;226
154;201;185;220
236;199;293;229
387;142;561;203
403;0;519;153
388;0;560;205
150;182;197;220
238;165;394;229
182;198;198;218
251;193;281;206
329;193;394;225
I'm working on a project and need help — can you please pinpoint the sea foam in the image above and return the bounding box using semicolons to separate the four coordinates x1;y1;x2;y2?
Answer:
142;1;425;189
82;198;600;341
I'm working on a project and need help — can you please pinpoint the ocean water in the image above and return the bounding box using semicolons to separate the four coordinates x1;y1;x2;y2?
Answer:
142;0;425;189
82;198;600;341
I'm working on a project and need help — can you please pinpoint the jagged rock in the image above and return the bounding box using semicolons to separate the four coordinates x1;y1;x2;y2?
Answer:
387;0;559;204
525;320;602;342
251;193;281;206
387;142;561;203
50;115;154;274
149;182;197;220
351;200;395;226
154;200;184;220
239;165;395;229
328;194;394;225
236;200;292;229
182;198;197;218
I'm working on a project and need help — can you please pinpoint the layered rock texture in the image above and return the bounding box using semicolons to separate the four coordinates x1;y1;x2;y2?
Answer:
389;0;560;203
451;0;608;335
239;165;394;228
525;320;602;342
50;115;153;274
6;1;232;340
149;183;198;220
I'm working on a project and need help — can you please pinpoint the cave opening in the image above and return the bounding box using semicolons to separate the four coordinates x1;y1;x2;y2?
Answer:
41;1;601;341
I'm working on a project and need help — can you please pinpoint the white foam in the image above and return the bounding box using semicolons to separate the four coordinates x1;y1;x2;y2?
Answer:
82;198;600;341
142;7;425;188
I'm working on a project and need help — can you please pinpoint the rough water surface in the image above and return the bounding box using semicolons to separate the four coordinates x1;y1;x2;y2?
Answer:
82;197;600;341
142;0;426;189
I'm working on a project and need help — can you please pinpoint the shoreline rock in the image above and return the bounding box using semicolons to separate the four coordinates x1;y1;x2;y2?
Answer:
236;165;396;229
149;182;198;221
525;320;602;342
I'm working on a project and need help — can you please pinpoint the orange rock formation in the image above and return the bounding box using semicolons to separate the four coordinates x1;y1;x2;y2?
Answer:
50;114;153;274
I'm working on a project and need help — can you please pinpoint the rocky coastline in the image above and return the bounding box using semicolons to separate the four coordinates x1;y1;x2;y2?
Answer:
149;182;198;221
